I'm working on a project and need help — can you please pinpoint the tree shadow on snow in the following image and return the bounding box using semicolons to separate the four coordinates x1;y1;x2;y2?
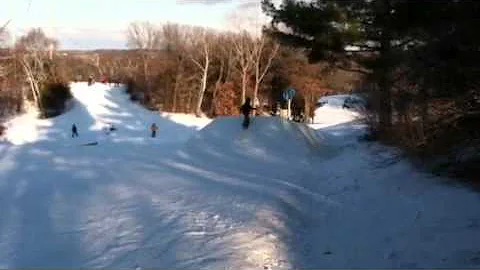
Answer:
152;116;340;268
0;84;209;267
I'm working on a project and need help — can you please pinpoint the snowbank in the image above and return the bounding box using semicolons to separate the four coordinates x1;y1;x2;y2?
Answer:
313;94;365;128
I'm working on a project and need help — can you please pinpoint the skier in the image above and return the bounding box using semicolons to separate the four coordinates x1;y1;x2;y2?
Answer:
240;97;256;129
113;77;120;87
100;75;108;84
71;124;79;138
150;123;158;138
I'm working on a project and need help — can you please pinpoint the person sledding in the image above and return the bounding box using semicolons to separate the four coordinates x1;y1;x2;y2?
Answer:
240;97;256;129
103;123;116;135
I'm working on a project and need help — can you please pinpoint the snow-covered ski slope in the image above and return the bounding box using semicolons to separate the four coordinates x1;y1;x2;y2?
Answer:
2;82;210;146
0;84;480;268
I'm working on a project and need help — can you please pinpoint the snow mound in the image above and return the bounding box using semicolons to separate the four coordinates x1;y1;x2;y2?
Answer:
182;116;321;166
316;94;366;109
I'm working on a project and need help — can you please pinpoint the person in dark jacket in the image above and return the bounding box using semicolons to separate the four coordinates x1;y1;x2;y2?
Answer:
88;75;95;86
240;97;256;129
71;124;79;138
150;123;158;138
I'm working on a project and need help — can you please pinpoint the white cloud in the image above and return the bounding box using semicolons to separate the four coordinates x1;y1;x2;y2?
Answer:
12;26;126;50
1;0;279;49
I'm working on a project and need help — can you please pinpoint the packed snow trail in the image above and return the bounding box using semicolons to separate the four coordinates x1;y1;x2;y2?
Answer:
0;83;317;268
0;84;479;268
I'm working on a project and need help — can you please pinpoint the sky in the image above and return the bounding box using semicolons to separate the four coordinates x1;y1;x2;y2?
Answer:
0;0;276;50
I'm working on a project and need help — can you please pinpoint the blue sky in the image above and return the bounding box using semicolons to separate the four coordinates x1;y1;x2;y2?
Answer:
1;0;273;50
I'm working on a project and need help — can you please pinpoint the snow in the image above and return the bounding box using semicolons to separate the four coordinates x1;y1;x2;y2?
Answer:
0;83;479;268
312;94;365;128
2;83;209;146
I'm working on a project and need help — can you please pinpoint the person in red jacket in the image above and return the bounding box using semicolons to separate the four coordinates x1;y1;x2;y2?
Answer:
100;75;108;84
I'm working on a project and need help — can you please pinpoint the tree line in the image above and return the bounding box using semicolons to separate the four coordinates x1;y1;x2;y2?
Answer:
0;20;359;125
0;26;71;119
119;21;358;117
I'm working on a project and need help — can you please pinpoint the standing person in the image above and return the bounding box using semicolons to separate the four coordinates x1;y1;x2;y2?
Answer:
88;75;95;86
113;77;120;87
240;97;256;129
71;124;79;138
100;75;107;84
150;123;158;138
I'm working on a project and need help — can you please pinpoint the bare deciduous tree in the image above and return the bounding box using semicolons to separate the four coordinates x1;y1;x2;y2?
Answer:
188;27;214;116
127;21;162;50
0;23;9;78
232;31;255;104
109;20;352;118
127;21;162;94
16;28;58;109
209;33;233;115
0;20;11;49
161;23;190;112
252;35;279;108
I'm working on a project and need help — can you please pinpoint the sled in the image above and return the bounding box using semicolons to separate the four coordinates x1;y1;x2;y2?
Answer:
80;141;98;146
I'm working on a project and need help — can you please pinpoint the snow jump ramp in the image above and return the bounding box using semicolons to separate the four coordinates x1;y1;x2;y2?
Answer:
183;116;327;162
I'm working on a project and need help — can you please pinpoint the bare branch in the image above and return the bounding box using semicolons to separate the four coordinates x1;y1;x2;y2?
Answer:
258;42;279;83
0;20;11;34
252;35;280;106
232;31;255;103
126;21;162;50
191;58;205;71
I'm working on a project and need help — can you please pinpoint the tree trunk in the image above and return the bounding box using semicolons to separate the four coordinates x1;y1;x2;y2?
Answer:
142;53;150;102
172;63;183;112
191;40;210;116
21;57;41;109
253;40;278;110
210;59;224;116
378;70;392;128
241;70;247;104
377;0;393;129
225;49;233;82
253;81;259;108
305;91;315;123
195;60;209;116
187;89;193;113
233;34;254;105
